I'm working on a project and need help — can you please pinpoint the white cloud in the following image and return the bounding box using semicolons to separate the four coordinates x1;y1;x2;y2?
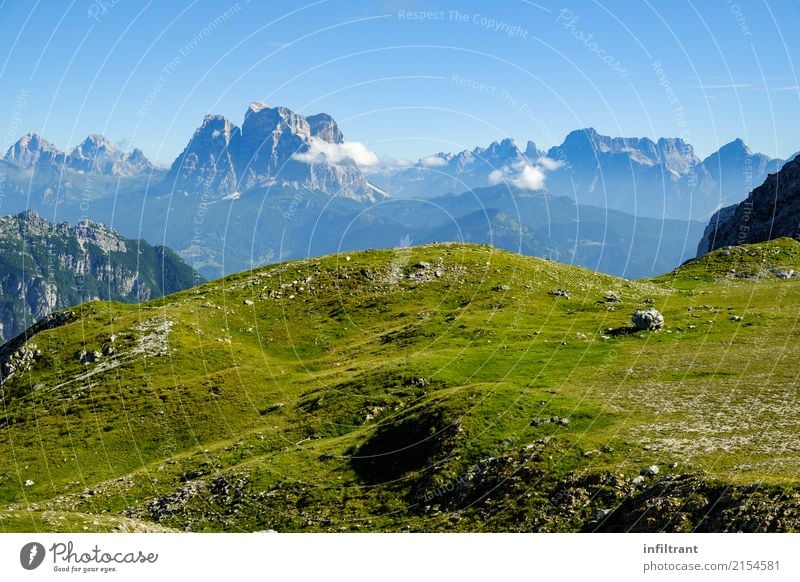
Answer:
489;158;559;190
419;155;448;167
536;156;563;171
293;137;380;167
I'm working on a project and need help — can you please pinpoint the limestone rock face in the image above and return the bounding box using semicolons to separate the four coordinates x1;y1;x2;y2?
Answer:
0;211;200;343
697;155;800;256
163;103;375;201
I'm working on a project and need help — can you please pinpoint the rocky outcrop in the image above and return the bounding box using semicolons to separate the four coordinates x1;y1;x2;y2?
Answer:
697;155;800;255
0;211;201;343
164;102;375;201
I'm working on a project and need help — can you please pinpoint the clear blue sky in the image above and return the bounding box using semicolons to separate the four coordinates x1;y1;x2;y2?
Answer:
1;0;798;166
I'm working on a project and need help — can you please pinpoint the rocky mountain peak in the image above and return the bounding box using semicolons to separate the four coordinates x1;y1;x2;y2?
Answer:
246;101;270;116
15;209;49;229
73;134;115;156
485;138;521;159
67;134;154;176
5;133;65;168
307;113;344;144
164;103;373;201
4;133;154;177
525;140;541;159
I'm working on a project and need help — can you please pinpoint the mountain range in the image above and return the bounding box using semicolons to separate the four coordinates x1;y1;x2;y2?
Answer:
5;133;155;177
369;130;784;222
0;105;786;281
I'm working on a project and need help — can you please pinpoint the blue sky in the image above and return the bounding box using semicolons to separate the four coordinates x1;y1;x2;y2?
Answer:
1;0;799;166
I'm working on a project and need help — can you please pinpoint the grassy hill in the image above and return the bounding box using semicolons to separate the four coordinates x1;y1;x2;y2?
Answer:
2;239;800;532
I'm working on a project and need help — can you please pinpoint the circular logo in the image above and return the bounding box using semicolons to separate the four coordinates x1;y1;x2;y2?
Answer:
19;542;46;570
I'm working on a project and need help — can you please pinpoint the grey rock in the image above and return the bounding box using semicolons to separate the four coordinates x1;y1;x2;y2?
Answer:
643;465;660;476
631;308;664;331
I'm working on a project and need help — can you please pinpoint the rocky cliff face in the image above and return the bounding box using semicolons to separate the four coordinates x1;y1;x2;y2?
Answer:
0;211;201;343
164;102;376;201
697;155;800;256
4;134;65;168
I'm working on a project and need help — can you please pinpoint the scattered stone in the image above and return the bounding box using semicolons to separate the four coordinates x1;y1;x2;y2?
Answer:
493;284;511;292
631;475;645;485
549;288;570;299
76;350;101;365
631;308;664;331
414;261;430;269
604;291;621;303
243;299;254;306
730;315;743;322
434;270;443;278
24;479;34;487
595;508;612;520
643;465;659;477
643;298;655;305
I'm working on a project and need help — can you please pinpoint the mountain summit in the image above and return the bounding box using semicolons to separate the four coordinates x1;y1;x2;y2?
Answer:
3;133;155;176
164;103;379;201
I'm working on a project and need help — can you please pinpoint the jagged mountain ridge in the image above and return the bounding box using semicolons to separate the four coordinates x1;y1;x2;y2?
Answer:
697;154;800;255
4;133;155;177
163;102;380;201
4;110;781;280
0;210;201;343
370;128;784;222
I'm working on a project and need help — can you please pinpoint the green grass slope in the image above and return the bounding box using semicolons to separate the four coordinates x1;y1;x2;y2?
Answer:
2;240;800;532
